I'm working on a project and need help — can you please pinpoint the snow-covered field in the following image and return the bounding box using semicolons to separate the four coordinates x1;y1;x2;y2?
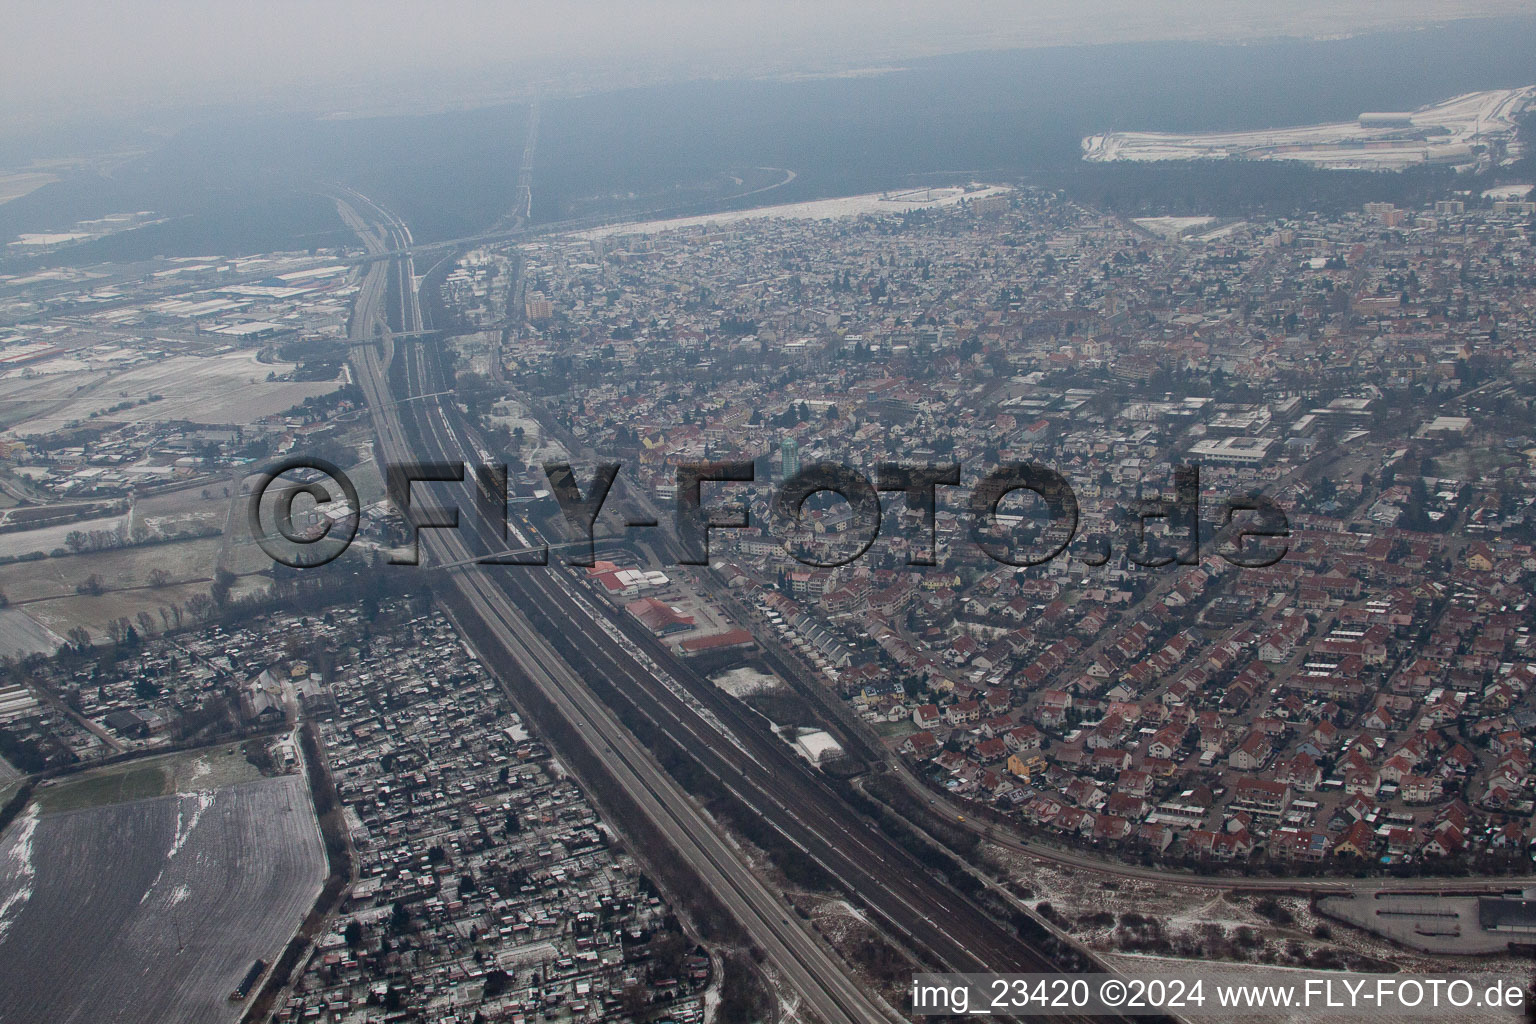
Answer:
0;775;324;1024
569;186;1011;240
1083;86;1536;170
0;512;127;559
0;608;64;658
0;349;340;437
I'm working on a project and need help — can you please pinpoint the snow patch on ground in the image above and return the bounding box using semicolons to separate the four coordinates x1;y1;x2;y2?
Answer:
167;789;215;860
0;803;40;944
710;666;783;698
139;788;217;904
187;757;211;786
571;186;1010;240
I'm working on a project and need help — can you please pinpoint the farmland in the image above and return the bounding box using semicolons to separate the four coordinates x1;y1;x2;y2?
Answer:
0;773;325;1024
0;535;229;648
0;451;388;647
0;349;342;438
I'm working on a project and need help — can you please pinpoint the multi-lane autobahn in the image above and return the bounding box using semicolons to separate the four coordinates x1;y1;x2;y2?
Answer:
341;194;903;1024
338;193;1138;1024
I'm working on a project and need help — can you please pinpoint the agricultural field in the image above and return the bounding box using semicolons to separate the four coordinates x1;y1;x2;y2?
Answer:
0;759;324;1024
0;349;342;437
136;481;243;543
0;171;59;207
0;451;389;647
30;745;268;813
0;608;64;658
0;535;234;646
0;511;128;560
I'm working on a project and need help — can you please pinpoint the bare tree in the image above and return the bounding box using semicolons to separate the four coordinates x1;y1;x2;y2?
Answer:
211;568;236;607
184;593;217;622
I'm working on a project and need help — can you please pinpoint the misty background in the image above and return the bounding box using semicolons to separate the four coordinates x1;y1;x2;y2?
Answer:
1;2;1534;264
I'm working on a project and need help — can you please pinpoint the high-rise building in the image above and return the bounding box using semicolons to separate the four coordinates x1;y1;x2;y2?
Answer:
780;437;800;480
525;293;554;321
1363;202;1404;228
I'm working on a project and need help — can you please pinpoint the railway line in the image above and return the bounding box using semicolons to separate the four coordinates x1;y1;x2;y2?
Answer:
336;188;1146;1024
344;198;897;1024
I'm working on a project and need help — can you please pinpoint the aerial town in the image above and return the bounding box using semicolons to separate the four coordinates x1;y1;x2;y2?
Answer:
14;5;1536;1023
275;607;710;1024
1;66;1536;1024
461;182;1536;876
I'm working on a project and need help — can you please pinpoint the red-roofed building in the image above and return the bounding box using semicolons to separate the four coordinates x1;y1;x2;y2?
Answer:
626;598;696;636
677;629;756;655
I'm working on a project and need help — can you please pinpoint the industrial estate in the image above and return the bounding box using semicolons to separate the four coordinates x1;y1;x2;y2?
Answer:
1083;86;1536;171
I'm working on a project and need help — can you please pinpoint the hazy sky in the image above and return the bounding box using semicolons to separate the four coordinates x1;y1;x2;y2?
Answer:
4;1;1532;130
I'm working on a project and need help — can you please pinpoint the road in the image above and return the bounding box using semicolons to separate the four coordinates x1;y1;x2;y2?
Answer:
342;195;901;1024
468;219;1536;907
513;95;538;226
335;178;1157;1023
339;191;1159;1024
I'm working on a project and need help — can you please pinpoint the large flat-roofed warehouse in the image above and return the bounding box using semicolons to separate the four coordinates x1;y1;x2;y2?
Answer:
1359;112;1415;127
1478;895;1536;934
1188;435;1275;464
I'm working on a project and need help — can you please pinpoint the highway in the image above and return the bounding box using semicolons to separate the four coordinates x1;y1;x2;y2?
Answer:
513;96;538;226
341;194;902;1024
335;181;1153;1024
341;196;1143;1023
